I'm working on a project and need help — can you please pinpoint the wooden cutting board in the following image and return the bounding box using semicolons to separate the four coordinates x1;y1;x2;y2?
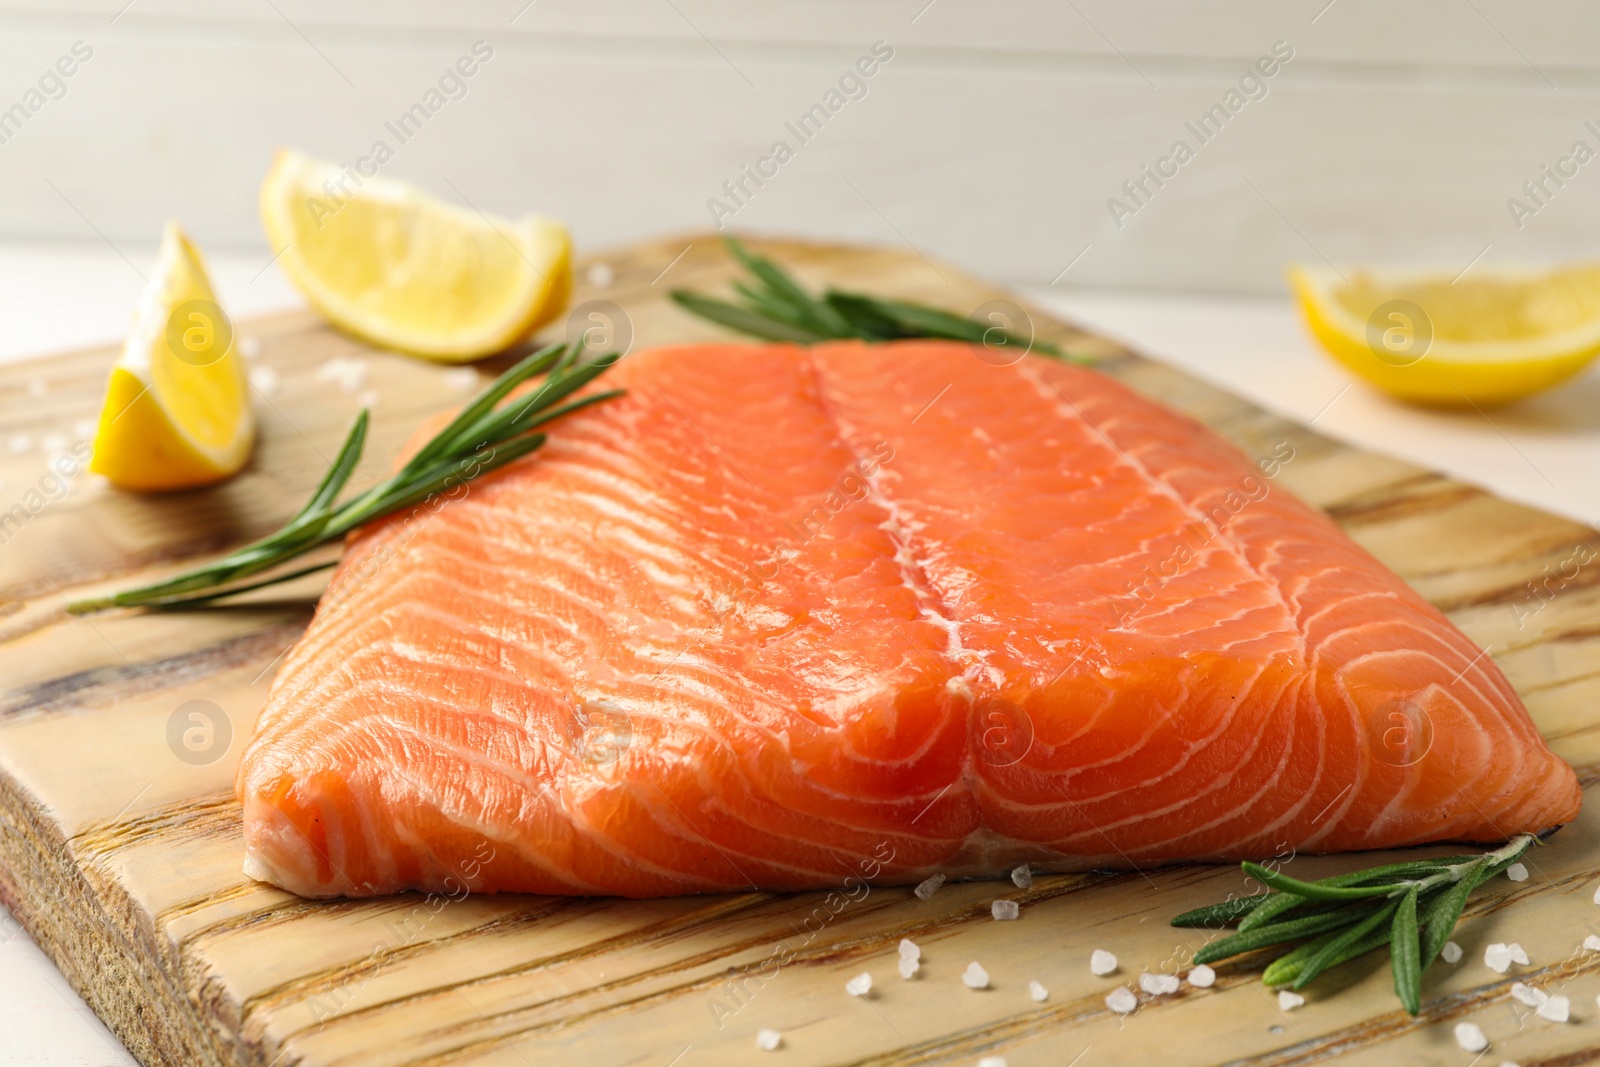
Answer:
3;235;1600;1067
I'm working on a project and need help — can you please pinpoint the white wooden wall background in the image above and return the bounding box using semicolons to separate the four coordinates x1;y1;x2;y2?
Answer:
0;0;1598;295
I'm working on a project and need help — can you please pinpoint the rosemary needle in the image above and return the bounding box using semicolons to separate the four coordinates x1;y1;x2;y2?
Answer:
672;237;1091;363
1173;833;1535;1013
67;340;624;614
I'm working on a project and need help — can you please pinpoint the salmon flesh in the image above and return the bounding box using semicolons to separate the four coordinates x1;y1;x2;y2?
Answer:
238;341;1581;897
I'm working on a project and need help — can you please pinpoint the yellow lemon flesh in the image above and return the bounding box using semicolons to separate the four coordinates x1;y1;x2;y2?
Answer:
260;149;571;362
90;222;254;491
1289;263;1600;406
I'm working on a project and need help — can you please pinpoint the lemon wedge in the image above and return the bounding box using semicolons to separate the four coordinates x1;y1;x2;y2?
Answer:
1290;264;1600;406
90;222;254;491
260;149;571;362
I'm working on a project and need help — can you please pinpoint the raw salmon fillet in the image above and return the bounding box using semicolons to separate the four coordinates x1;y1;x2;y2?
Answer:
238;340;1580;898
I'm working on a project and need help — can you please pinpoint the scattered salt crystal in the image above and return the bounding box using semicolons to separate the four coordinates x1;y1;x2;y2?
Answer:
845;972;872;997
8;433;33;454
1442;941;1463;964
1277;990;1304;1011
586;262;616;288
1510;982;1547;1008
898;955;919;980
1485;943;1514;973
1500;1061;1524;1067
1594;883;1600;906
977;1058;1007;1067
356;389;381;409
1506;863;1529;882
72;418;95;440
1140;973;1179;996
899;938;921;961
238;335;261;359
1028;980;1048;1002
249;366;279;396
962;962;990;990
914;874;945;900
1011;865;1033;889
1508;943;1530;966
1104;986;1136;1014
1090;949;1118;976
1454;1022;1488;1052
1585;935;1600;952
1188;964;1215;988
442;368;479;392
992;900;1019;921
315;355;368;393
756;1028;781;1051
1537;995;1571;1023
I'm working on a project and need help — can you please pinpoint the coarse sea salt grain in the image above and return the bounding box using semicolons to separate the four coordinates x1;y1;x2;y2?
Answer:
238;335;262;359
915;874;945;900
845;972;872;997
249;365;280;396
899;956;919;980
900;938;921;960
992;900;1020;921
1028;980;1048;1002
315;355;368;393
1090;949;1118;976
1442;941;1463;964
1011;865;1033;889
442;368;480;392
1507;862;1530;882
1454;1022;1488;1053
1585;935;1600;952
977;1057;1007;1067
963;962;990;990
1187;964;1216;988
1277;990;1304;1011
1105;987;1137;1014
756;1029;781;1051
1485;943;1515;973
586;262;616;288
1140;973;1180;996
1537;996;1572;1023
1510;982;1548;1008
1509;943;1530;965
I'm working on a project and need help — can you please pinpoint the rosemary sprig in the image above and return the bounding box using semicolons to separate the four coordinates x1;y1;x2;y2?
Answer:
1172;834;1534;1013
67;341;624;614
672;237;1089;362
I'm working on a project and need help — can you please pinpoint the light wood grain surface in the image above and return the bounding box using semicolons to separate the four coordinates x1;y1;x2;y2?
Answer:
4;2;1600;295
2;236;1599;1067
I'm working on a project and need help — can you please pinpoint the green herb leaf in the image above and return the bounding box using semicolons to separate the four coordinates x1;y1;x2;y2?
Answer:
671;236;1085;363
1291;898;1400;990
1170;894;1268;928
1390;884;1422;1014
1193;900;1387;966
1240;862;1401;901
66;339;625;614
1173;834;1537;1014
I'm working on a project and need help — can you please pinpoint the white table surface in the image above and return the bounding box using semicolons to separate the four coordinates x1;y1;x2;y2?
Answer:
2;248;1597;1065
